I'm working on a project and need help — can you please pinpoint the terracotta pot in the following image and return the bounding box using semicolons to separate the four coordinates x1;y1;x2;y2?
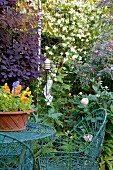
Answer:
0;109;34;132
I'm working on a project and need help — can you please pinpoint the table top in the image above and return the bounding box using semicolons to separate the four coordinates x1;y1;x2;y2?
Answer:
0;122;56;143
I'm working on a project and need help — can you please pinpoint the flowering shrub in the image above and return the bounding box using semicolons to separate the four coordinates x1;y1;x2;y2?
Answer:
71;0;113;93
42;0;104;63
0;81;33;112
40;0;106;99
73;28;113;92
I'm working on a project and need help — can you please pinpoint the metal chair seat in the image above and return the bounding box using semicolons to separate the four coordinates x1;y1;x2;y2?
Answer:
40;155;99;170
38;108;107;170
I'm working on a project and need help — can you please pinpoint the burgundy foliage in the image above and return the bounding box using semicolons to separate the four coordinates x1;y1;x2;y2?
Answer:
0;0;45;87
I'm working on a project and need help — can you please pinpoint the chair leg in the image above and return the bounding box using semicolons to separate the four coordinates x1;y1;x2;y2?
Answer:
33;159;41;170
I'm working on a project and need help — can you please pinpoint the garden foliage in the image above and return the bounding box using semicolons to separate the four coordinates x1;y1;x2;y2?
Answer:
0;0;45;87
36;0;113;169
0;0;113;169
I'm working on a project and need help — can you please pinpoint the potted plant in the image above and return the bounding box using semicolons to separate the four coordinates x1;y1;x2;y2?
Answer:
0;81;34;131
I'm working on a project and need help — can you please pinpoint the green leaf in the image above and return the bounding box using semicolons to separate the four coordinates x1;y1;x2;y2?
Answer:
63;84;71;90
48;108;55;115
48;110;63;120
92;85;98;92
78;105;85;109
56;74;67;83
103;146;112;155
89;94;98;101
103;102;108;109
110;105;113;112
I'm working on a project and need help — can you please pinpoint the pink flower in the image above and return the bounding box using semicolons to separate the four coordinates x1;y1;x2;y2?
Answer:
108;48;112;52
104;64;106;68
98;53;102;57
89;66;93;71
81;98;89;105
84;134;93;142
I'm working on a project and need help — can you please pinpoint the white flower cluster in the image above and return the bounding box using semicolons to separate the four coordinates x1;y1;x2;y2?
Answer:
43;0;103;64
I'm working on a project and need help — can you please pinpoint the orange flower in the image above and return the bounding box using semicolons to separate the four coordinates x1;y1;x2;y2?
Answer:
4;83;10;93
16;85;22;91
21;96;29;103
15;90;20;96
5;86;10;94
12;85;22;96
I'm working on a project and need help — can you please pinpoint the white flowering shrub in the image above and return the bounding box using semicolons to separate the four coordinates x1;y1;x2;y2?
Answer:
42;0;104;63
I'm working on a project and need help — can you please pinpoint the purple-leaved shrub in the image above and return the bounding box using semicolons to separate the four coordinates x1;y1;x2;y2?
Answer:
0;0;45;87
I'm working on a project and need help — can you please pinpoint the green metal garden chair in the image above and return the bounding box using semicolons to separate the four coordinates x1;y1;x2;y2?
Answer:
0;133;35;170
38;108;107;170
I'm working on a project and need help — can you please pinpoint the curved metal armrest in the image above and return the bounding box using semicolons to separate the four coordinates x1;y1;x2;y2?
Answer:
0;133;35;169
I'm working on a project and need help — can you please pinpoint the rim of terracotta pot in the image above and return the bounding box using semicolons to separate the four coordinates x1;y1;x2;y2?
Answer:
0;109;34;115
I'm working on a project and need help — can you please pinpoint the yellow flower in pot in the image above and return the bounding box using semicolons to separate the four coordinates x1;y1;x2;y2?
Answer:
0;81;34;131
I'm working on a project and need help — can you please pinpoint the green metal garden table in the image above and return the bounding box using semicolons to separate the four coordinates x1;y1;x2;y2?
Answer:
0;122;56;169
0;122;56;142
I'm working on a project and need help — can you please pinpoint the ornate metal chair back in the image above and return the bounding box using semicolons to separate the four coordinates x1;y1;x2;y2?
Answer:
38;108;107;170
